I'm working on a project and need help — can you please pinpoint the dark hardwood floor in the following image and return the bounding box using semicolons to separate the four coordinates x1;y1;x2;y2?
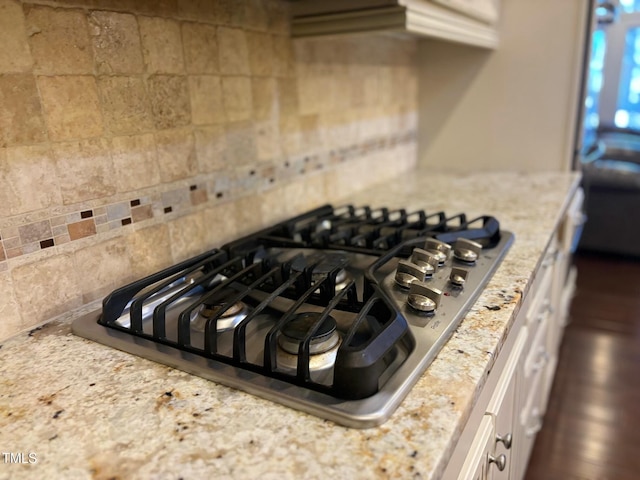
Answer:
525;252;640;480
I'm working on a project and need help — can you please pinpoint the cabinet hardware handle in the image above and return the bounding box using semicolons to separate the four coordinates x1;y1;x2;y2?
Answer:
525;409;543;437
488;453;507;471
532;350;549;373
542;249;559;268
496;433;512;449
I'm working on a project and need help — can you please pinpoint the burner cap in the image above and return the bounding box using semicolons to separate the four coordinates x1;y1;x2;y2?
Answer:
192;301;247;332
278;312;339;355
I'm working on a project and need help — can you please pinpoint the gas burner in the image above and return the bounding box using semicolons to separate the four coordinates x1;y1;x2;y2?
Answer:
290;253;352;292
276;312;341;372
192;301;248;332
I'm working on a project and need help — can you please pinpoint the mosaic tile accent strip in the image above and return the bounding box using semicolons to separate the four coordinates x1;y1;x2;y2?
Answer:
0;131;415;263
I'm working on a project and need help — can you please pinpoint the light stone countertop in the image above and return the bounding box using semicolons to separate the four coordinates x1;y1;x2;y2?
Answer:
0;170;581;480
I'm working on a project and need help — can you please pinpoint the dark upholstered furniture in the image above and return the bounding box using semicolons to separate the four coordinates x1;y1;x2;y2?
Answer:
579;129;640;257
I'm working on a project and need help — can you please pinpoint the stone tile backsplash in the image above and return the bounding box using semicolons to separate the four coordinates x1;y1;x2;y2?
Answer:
0;0;418;341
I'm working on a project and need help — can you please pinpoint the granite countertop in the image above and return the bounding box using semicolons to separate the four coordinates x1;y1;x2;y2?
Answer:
0;170;581;480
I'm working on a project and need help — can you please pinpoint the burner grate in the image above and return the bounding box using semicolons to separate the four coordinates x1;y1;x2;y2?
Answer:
97;241;414;400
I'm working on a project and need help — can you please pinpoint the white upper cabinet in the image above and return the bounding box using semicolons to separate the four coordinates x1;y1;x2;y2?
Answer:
290;0;501;49
429;0;499;24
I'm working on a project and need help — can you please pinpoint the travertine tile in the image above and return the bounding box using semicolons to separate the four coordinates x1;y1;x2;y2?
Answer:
161;187;190;213
111;133;160;192
25;5;93;74
0;145;61;216
299;114;321;154
225;121;256;166
296;74;327;116
194;125;227;173
177;0;223;22
1;231;19;248
167;209;207;262
98;76;153;135
188;75;224;125
55;233;71;245
155;129;197;182
190;188;207;206
252;77;277;121
254;120;281;162
131;204;153;223
319;111;352;149
147;75;191;129
138;16;184;74
221;76;252;122
232;193;266;237
11;254;82;326
0;74;46;147
245;31;273;77
106;201;130;221
88;11;144;74
0;0;33;73
67;218;97;241
38;75;104;141
181;22;218;74
0;272;23;341
296;173;327;211
259;182;289;225
272;34;294;77
278;115;302;156
217;27;250;75
277;78;299;117
51;225;67;237
52;138;116;204
50;215;66;227
5;247;22;259
243;0;268;32
73;237;132;303
265;0;290;34
18;220;52;245
132;0;178;17
202;200;239;245
127;223;172;278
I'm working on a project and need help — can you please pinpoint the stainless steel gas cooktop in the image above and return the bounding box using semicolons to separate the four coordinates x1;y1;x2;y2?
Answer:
73;204;513;428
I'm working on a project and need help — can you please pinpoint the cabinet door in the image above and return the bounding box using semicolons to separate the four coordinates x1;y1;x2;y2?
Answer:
457;415;494;480
486;327;528;479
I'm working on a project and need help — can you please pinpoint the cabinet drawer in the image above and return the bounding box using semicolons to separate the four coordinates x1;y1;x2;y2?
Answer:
518;364;545;474
524;313;549;381
525;260;553;346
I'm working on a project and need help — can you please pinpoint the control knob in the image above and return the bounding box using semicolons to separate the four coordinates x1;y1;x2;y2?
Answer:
394;260;427;288
407;282;442;314
424;238;451;265
410;248;439;276
449;267;469;287
453;238;482;263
